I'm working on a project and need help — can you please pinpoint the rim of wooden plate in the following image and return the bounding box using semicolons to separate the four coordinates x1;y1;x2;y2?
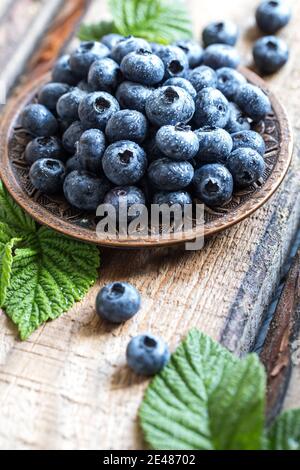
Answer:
0;68;293;248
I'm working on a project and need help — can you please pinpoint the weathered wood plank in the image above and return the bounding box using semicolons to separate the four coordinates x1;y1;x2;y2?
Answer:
0;0;300;450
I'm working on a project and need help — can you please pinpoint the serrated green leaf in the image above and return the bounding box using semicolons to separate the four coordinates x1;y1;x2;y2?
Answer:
0;237;22;306
0;181;36;234
139;330;266;450
267;409;300;450
3;226;99;340
78;21;117;41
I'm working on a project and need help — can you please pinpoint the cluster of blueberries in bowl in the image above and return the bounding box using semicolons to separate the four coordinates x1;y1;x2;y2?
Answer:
20;8;286;220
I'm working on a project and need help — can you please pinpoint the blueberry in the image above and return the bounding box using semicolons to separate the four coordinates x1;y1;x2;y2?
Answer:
116;81;153;113
195;127;233;163
120;49;165;85
25;136;65;165
101;33;124;49
152;190;192;208
148;158;194;190
102;141;147;185
231;130;266;155
111;36;152;64
164;77;197;99
235;84;271;122
38;82;70;112
104;186;146;222
202;21;239;47
78;92;120;130
145;86;195;127
56;88;86;121
69;41;109;79
193;163;233;206
63;170;110;211
256;0;291;34
253;36;289;75
66;154;82;174
96;282;141;323
156;45;189;79
188;65;217;93
62;121;85;153
203;44;240;70
105;110;148;144
194;87;229;128
156;124;199;161
21;104;58;137
88;57;122;93
174;40;203;68
216;67;246;100
126;333;170;376
52;55;80;86
225;103;251;133
29;158;66;194
77;129;106;175
77;80;93;92
226;148;266;187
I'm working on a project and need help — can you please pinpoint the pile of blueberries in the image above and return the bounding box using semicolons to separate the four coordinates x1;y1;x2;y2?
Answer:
20;0;290;217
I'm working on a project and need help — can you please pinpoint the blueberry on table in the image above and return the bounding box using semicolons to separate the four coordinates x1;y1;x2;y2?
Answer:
25;136;66;165
195;127;233;163
38;82;70;112
194;87;229;129
21;104;58;137
62;121;85;154
120;49;165;86
231;130;266;156
63;170;110;211
193;163;233;207
78;91;120;130
111;36;152;64
188;65;217;93
202;21;239;47
216;67;246;100
77;129;106;175
96;282;141;323
225;103;251;134
156;124;199;161
152;190;192;209
101;33;124;50
56;88;86;121
174;39;203;68
235;84;271;122
255;0;291;34
104;186;146;222
102;141;147;185
29;158;66;195
202;44;240;70
69;41;109;79
145;86;195;127
52;55;80;86
148;158;194;191
116;81;153;114
105;110;148;144
226;148;266;187
126;334;170;376
164;77;197;99
156;45;189;79
253;36;289;75
88;57;122;93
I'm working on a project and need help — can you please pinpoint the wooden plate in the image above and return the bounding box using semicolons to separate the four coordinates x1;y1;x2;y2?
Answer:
0;68;293;248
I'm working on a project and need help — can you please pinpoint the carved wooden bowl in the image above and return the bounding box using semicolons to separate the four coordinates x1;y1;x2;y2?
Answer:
0;69;293;248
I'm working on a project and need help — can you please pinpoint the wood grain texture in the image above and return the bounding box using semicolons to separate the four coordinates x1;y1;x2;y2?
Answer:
0;0;300;450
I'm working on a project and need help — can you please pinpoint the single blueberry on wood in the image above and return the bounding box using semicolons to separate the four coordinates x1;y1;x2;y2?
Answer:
96;282;141;323
126;334;170;375
202;21;239;47
255;0;291;34
253;36;289;75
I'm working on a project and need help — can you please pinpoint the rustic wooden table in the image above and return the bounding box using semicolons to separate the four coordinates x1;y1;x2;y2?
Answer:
0;0;299;450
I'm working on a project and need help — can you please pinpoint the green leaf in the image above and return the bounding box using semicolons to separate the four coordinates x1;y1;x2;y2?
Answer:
78;0;193;45
267;409;300;450
0;237;22;307
3;226;100;340
0;181;36;234
139;329;266;450
78;20;117;41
